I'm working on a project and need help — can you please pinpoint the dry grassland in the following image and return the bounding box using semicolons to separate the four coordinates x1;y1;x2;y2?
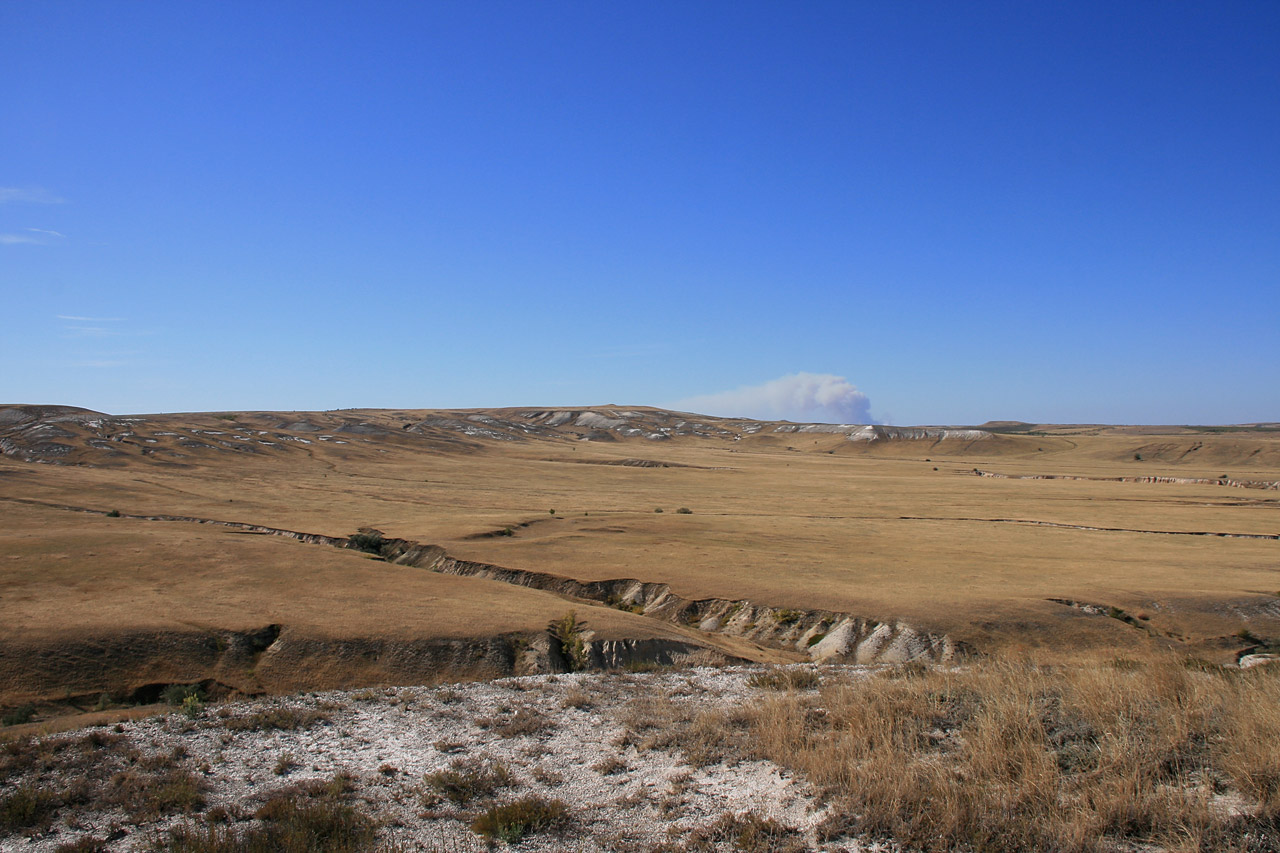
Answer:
2;406;1279;705
3;405;1280;851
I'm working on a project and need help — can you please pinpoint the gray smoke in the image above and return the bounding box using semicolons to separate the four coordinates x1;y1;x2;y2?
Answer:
675;372;875;424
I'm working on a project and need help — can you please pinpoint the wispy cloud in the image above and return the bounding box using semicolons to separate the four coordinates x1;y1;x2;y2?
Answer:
68;359;128;368
673;372;877;424
592;342;671;359
57;315;130;340
3;227;67;246
0;187;66;204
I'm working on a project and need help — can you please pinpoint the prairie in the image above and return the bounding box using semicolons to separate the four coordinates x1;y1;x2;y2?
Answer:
3;404;1278;711
4;404;1280;851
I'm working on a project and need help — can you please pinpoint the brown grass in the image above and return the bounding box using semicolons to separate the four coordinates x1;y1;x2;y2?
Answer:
223;707;330;732
421;757;515;806
470;795;569;843
4;408;1280;709
740;657;1280;852
152;773;376;852
474;707;553;739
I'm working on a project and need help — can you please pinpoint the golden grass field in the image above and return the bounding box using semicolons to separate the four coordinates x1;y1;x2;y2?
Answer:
2;405;1279;712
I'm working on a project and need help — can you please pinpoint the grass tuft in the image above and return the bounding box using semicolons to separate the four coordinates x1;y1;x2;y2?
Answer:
224;707;330;732
470;795;568;843
422;757;515;806
746;669;821;691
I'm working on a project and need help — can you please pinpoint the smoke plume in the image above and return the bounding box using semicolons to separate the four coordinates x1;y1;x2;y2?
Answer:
674;373;875;424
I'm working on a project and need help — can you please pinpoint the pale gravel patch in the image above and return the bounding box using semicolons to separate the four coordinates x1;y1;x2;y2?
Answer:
1;666;891;853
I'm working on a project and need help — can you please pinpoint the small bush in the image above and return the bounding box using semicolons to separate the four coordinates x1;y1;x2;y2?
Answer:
773;609;803;626
180;694;204;719
623;660;664;673
654;507;664;512
471;796;568;843
676;507;693;514
423;757;514;806
684;811;804;853
105;509;121;518
561;687;594;710
224;707;329;732
549;611;590;672
1;784;59;831
107;768;205;821
476;707;552;739
161;684;204;707
747;669;821;691
592;756;627;775
1;704;35;726
157;775;376;853
347;531;386;555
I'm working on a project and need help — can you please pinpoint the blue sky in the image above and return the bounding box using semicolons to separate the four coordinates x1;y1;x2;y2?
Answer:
3;1;1277;424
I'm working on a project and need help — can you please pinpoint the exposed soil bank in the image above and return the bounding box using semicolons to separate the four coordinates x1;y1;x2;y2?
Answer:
4;496;969;668
974;467;1280;491
1;498;969;714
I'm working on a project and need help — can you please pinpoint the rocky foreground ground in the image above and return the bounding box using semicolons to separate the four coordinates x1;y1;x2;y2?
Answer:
1;665;886;853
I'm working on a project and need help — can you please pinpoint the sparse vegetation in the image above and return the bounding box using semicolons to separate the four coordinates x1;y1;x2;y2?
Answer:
470;795;568;843
475;707;552;739
1;704;35;727
560;686;594;709
772;609;803;626
153;773;375;853
107;767;205;821
746;669;820;691
742;656;1280;852
223;706;330;732
682;811;805;852
592;755;627;775
422;757;515;806
346;531;386;555
1;783;59;832
676;506;692;514
161;684;204;707
549;610;590;672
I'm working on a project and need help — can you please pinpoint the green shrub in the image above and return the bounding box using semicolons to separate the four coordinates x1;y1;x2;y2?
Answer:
105;509;121;518
346;531;386;555
549;611;590;672
180;694;204;719
773;609;803;626
676;507;693;514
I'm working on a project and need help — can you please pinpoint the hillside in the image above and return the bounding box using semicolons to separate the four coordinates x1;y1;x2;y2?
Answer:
2;404;1279;722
